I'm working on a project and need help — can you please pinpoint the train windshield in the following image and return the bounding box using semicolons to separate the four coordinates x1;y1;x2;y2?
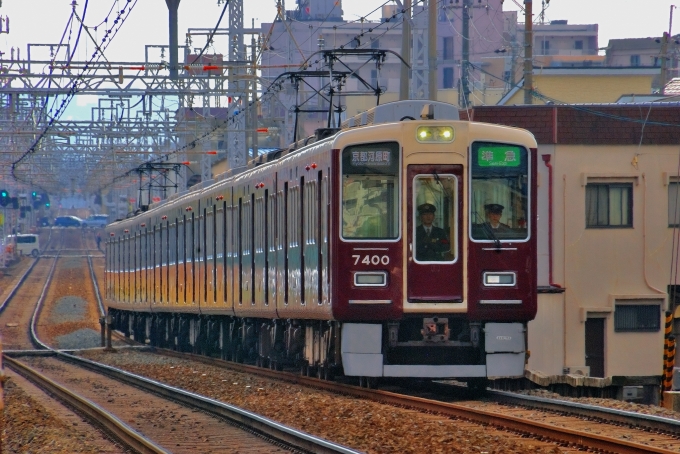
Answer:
470;141;529;241
413;174;457;263
341;142;400;240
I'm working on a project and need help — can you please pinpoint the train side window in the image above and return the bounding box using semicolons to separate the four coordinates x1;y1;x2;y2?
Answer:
307;180;317;245
255;196;265;254
178;219;185;265
341;141;400;240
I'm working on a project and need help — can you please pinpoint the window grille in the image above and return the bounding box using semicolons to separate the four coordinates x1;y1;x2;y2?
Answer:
614;304;660;332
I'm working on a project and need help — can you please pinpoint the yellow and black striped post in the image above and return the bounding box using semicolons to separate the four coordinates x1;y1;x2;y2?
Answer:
662;311;676;394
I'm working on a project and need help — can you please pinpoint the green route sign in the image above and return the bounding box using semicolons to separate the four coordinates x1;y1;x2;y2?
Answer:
478;146;521;167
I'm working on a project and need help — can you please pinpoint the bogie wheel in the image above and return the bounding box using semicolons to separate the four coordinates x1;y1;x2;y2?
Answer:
360;377;378;389
467;378;489;395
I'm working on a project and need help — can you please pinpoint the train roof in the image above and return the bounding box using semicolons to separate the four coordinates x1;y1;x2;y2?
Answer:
109;100;534;228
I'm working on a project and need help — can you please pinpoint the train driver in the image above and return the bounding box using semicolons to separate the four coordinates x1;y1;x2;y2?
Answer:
415;203;450;261
483;203;511;231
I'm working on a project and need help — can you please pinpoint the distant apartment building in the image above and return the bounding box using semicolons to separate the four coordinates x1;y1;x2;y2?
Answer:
259;0;511;143
604;37;679;91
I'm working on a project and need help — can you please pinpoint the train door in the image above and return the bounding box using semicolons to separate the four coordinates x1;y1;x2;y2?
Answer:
303;175;320;306
407;165;463;302
216;200;226;307
276;185;287;309
170;220;177;305
206;206;215;306
197;207;205;306
157;224;163;304
267;189;277;308
254;193;266;305
288;183;302;306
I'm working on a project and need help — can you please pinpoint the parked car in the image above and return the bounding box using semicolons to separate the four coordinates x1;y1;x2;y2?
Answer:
7;234;40;257
81;214;109;228
54;215;83;227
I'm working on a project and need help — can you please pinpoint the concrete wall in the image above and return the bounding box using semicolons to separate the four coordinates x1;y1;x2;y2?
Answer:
528;292;565;374
504;72;657;105
546;144;673;377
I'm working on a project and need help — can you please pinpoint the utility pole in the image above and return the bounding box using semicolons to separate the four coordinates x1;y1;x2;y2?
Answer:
661;31;669;90
250;27;258;160
399;0;412;100
523;0;533;105
165;0;181;80
427;0;437;100
662;5;677;90
460;0;470;107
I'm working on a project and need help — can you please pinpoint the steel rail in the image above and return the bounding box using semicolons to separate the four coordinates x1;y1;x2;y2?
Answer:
1;231;165;454
4;356;169;454
51;351;362;454
7;239;358;454
149;348;678;454
86;254;106;317
488;388;680;435
0;254;39;314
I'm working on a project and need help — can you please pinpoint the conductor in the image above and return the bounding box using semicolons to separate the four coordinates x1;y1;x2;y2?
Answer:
415;203;450;261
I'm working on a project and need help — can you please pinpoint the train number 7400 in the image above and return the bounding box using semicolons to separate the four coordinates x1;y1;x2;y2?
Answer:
352;255;390;265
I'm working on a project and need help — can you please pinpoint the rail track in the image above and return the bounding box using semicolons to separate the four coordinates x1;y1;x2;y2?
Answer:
4;227;680;453
3;228;357;453
97;347;680;454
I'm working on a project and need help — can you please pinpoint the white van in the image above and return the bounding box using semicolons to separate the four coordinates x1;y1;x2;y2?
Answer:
8;234;40;257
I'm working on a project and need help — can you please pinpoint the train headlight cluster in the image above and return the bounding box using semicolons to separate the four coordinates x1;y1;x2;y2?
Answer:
416;126;455;143
483;272;516;286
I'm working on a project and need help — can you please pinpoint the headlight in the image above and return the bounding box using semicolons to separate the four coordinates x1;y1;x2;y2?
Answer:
354;271;387;286
483;272;516;286
416;126;455;143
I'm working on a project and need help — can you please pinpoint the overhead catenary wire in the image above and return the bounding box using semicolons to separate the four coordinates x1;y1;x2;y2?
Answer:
107;0;423;178
12;0;139;180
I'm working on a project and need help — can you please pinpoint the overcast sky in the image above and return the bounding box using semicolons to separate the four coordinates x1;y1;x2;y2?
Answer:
0;0;676;63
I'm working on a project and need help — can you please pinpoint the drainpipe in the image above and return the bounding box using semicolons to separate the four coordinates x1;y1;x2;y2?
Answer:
541;154;562;288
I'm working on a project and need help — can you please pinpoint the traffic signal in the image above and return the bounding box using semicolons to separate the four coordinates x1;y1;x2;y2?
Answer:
32;192;42;209
0;189;8;207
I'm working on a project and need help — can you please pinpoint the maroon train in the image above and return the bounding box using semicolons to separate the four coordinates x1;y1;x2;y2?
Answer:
105;100;538;386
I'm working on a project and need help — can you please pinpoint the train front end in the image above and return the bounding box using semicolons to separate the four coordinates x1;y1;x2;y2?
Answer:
331;117;537;382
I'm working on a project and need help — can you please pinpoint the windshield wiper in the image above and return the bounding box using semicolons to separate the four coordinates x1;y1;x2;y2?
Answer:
473;210;502;251
483;222;502;251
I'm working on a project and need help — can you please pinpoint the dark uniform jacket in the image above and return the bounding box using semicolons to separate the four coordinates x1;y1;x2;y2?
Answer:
415;224;450;261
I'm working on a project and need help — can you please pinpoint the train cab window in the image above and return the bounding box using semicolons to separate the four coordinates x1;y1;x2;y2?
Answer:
341;142;400;240
413;175;457;263
470;142;530;241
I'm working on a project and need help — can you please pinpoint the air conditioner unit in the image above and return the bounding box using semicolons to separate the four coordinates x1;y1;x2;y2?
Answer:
622;386;644;401
564;366;590;376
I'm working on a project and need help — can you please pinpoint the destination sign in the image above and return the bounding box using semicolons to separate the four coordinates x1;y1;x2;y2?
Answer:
351;150;392;166
478;146;521;167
